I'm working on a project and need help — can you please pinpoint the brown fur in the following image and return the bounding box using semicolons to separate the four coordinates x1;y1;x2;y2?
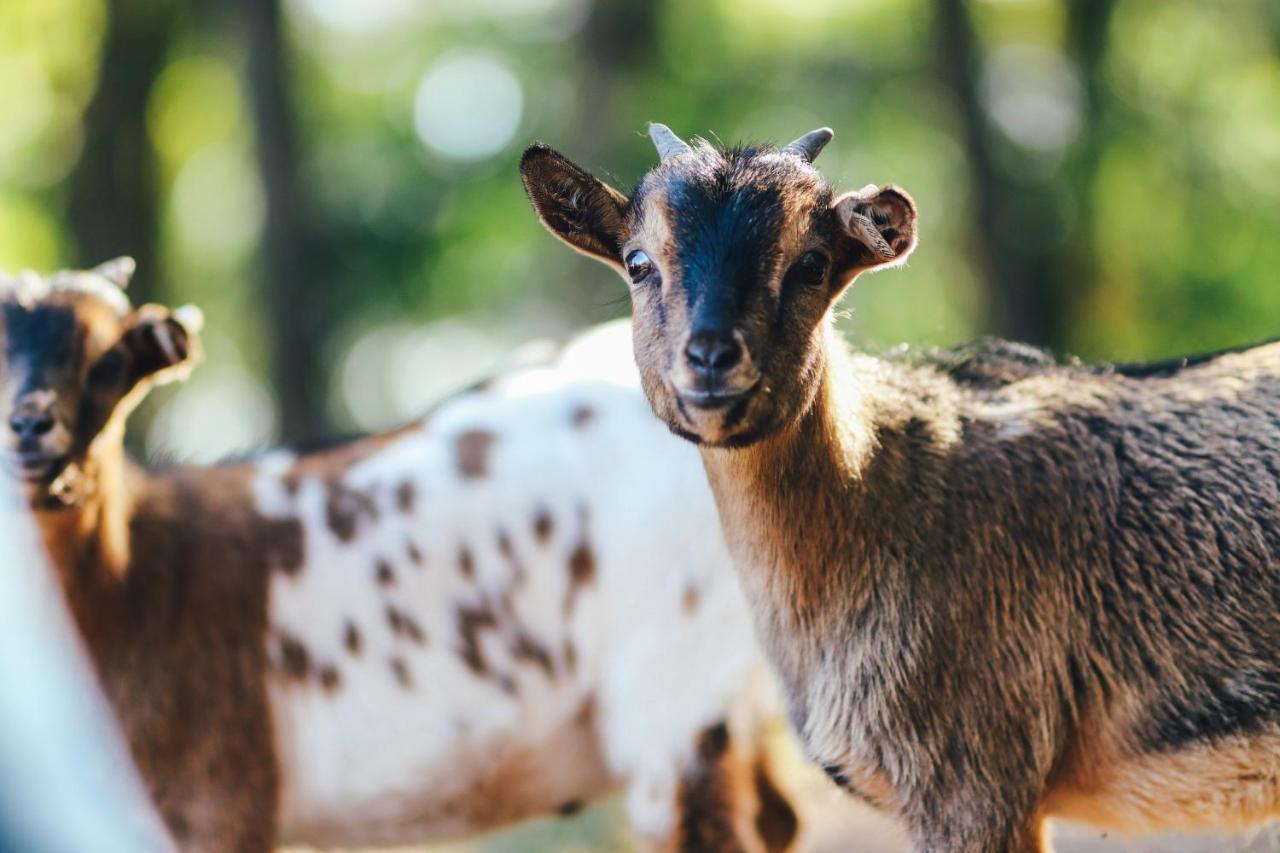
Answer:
522;129;1280;852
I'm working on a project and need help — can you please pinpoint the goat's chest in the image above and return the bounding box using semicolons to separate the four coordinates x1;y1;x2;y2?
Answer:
760;609;909;813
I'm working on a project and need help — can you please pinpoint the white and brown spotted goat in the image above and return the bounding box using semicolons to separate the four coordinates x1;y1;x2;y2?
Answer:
523;124;1280;852
1;261;804;852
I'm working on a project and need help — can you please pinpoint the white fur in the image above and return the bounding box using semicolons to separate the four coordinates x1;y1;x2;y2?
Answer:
253;321;770;846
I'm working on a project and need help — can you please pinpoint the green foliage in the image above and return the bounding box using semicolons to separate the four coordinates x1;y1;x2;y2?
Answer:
3;0;1280;449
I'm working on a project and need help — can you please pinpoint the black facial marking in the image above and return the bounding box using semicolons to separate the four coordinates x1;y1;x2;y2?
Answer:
664;155;787;333
720;395;752;432
674;394;695;427
3;304;78;394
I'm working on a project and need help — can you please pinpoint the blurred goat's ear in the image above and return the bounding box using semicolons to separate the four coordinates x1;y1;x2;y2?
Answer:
520;143;630;271
75;305;204;452
831;184;918;286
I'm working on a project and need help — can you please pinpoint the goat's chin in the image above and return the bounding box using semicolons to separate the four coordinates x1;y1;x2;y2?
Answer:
652;387;780;450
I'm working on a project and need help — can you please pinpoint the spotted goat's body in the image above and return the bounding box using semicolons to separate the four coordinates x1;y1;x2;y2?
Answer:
258;323;773;846
3;263;797;852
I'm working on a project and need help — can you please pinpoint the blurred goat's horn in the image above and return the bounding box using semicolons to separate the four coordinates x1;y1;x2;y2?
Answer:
92;257;137;289
648;122;692;162
782;127;834;163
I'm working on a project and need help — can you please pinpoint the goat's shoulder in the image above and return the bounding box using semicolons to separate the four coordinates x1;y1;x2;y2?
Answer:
916;336;1064;391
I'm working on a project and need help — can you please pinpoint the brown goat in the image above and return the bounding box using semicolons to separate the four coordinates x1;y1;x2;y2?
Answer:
522;124;1280;852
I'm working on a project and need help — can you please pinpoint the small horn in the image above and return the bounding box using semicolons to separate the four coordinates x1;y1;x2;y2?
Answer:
648;122;692;162
782;127;834;163
92;256;137;288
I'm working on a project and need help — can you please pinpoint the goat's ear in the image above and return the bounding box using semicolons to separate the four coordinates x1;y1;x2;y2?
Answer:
75;305;204;450
90;256;137;289
831;184;918;285
521;143;630;271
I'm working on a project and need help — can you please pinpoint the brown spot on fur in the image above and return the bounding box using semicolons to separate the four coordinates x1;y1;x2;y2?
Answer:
457;602;497;675
396;480;416;512
676;722;739;851
534;508;553;543
497;529;527;587
571;405;596;428
459;546;475;578
563;639;578;675
376;560;395;586
754;757;800;852
575;695;597;730
319;664;341;694
264;518;305;575
279;633;311;681
683;584;700;614
455;429;496;479
563;540;596;614
388;605;426;644
326;481;378;542
512;632;554;678
390;656;413;688
406;540;422;565
344;621;362;655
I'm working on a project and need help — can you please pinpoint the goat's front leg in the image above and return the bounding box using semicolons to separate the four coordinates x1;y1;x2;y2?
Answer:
657;720;799;853
905;798;1049;853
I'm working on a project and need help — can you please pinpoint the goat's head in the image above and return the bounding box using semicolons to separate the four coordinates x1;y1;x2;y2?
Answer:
522;124;917;447
0;259;203;506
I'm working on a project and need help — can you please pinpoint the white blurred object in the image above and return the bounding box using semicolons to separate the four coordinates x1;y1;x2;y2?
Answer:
982;43;1083;157
0;488;173;852
413;51;523;162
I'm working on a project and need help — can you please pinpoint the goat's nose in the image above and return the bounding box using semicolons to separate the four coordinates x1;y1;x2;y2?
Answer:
9;404;55;440
685;330;743;375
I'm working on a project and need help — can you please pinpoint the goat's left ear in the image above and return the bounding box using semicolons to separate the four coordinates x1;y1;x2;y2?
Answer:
118;304;204;386
521;143;631;272
831;184;918;285
75;305;204;451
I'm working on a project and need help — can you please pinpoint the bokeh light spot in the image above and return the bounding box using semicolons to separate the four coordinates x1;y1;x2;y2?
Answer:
413;52;523;162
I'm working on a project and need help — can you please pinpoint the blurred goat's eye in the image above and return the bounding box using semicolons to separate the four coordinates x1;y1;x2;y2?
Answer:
625;250;654;283
789;251;829;286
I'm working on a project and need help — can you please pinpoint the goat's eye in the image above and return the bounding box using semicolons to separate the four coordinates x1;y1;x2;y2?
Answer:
625;250;654;283
789;251;829;286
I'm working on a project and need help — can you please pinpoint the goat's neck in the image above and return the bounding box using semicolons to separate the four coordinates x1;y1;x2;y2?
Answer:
35;440;140;603
699;324;889;647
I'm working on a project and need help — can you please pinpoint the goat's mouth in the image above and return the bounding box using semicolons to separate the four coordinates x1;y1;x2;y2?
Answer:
676;379;761;412
6;451;69;484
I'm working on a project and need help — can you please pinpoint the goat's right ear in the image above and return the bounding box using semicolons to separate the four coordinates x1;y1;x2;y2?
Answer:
520;143;630;271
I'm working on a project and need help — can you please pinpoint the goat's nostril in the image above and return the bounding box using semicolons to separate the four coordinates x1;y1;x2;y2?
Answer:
30;412;54;436
10;411;55;439
685;332;743;374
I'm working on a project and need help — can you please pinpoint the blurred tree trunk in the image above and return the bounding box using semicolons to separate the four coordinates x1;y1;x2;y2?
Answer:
233;0;331;441
933;0;1059;346
933;0;1114;351
577;0;660;160
1058;0;1117;346
66;0;177;306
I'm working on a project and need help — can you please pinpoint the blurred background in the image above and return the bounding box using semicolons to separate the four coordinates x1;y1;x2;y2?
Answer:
3;0;1280;848
4;0;1280;463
